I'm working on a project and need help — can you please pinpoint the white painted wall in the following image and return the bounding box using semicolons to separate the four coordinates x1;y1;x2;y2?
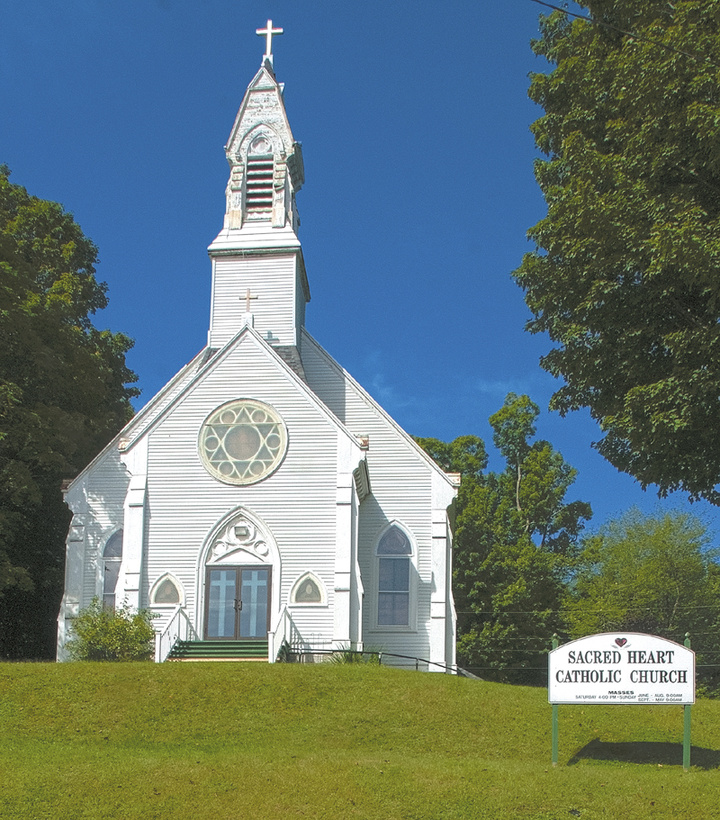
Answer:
57;448;130;658
139;331;360;646
300;331;457;670
208;252;306;348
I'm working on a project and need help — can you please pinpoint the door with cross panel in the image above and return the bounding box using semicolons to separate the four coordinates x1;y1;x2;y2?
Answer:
204;566;271;639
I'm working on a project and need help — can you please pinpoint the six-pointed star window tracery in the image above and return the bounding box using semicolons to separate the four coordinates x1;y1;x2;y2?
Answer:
199;400;287;485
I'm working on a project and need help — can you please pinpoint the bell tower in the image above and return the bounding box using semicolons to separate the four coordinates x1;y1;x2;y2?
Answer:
207;22;309;357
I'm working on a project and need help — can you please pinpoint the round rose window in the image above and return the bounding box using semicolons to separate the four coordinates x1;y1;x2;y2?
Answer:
199;399;287;485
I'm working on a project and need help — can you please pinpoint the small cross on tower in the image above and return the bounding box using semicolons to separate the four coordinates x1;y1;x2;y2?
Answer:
256;20;283;65
242;288;259;313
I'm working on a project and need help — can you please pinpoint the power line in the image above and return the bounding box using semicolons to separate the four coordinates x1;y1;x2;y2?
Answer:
457;603;720;615
530;0;720;69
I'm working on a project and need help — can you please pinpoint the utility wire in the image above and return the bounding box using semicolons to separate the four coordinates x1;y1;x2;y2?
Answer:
530;0;720;69
457;603;720;615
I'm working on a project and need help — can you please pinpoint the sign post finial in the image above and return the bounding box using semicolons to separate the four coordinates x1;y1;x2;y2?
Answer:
256;20;283;65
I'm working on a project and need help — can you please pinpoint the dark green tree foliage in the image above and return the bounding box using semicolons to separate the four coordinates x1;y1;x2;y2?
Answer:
566;510;720;690
514;2;720;503
0;167;138;658
418;394;591;683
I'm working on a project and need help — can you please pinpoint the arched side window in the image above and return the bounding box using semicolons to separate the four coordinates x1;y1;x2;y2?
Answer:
102;530;123;610
150;574;183;606
290;572;326;606
376;525;413;628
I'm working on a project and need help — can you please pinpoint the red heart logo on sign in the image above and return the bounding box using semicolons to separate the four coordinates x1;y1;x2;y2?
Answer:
615;638;627;647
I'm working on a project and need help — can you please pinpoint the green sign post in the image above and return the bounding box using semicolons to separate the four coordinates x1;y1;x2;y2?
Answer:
551;635;559;766
683;633;692;771
549;632;695;770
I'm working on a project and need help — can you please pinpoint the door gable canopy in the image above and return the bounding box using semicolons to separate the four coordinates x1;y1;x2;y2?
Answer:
202;507;278;568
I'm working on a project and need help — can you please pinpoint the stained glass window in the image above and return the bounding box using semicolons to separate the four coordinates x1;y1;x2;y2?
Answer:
153;577;181;605
199;399;287;485
291;574;323;604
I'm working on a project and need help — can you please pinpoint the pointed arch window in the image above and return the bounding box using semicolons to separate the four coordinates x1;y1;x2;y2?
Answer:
376;526;412;627
290;572;326;606
102;530;123;610
151;575;183;606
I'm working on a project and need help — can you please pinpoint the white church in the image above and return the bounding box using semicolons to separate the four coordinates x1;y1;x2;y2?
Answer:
57;23;459;669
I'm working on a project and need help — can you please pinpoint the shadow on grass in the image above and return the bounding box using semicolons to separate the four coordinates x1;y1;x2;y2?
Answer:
568;738;720;769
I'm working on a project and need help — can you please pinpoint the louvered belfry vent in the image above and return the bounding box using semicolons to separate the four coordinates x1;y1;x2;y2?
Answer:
246;157;274;213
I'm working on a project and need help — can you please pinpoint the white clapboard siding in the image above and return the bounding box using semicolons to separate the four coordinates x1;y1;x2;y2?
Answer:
59;48;454;668
63;447;131;608
300;330;455;663
295;274;307;342
209;254;306;348
59;315;453;666
143;332;348;643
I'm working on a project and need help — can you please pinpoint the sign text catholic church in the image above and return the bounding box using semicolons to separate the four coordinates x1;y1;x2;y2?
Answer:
549;633;695;705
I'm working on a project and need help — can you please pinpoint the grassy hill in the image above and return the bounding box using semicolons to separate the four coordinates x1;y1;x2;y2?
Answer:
1;662;719;819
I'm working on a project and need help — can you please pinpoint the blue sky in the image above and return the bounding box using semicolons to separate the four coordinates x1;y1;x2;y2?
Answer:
4;0;718;535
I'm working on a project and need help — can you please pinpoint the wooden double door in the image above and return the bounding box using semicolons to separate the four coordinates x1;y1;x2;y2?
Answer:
204;566;271;640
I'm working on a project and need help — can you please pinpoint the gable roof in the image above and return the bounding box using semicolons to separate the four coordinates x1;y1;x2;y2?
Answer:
133;324;363;450
63;345;219;492
300;329;459;490
66;324;365;493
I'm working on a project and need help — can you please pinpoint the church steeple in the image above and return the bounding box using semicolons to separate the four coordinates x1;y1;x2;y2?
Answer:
220;55;304;233
207;24;309;351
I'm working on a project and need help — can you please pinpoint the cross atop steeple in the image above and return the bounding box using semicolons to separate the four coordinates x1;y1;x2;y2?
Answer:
207;22;309;350
256;20;283;65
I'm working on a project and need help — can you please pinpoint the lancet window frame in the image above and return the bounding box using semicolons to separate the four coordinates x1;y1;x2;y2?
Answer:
101;530;123;611
243;130;277;221
289;572;326;607
374;523;416;631
150;573;184;607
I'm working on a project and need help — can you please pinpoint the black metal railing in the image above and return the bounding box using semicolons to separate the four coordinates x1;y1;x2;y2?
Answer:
283;646;480;678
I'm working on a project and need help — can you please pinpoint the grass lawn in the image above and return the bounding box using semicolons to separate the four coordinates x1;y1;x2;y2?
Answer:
1;662;719;819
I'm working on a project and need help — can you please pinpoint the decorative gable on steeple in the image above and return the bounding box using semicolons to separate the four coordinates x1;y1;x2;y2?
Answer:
222;61;304;231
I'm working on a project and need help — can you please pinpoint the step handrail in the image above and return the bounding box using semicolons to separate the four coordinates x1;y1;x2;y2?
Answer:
268;605;304;662
268;605;289;662
155;605;199;662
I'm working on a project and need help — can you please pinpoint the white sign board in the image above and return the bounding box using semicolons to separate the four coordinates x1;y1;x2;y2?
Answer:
549;633;695;705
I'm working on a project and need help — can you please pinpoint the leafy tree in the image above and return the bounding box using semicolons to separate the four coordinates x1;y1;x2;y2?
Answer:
514;2;720;503
419;394;592;683
565;509;720;690
67;598;155;661
414;434;487;482
0;167;138;659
